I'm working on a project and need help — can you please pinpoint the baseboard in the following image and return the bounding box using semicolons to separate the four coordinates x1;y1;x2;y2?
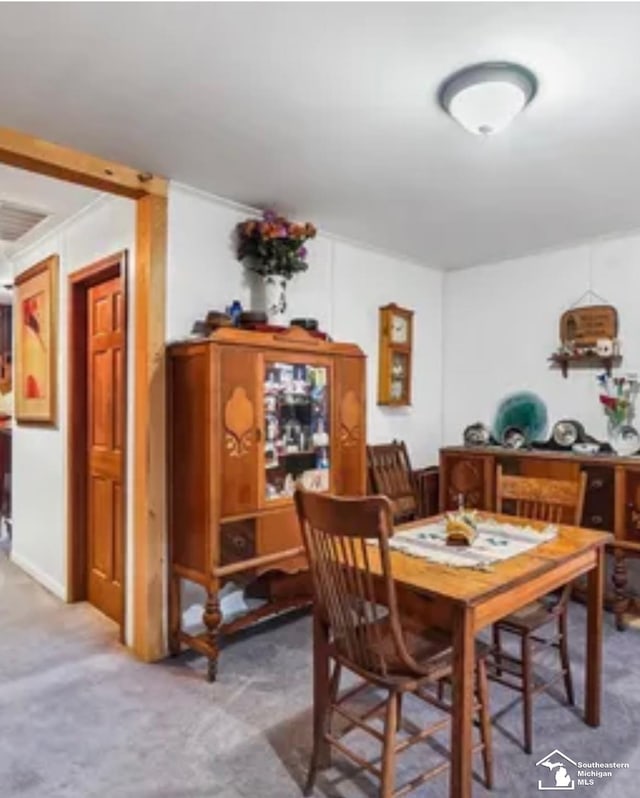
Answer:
10;550;66;601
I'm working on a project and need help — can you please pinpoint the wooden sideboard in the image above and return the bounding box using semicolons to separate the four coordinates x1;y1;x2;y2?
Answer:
167;326;367;679
440;445;640;628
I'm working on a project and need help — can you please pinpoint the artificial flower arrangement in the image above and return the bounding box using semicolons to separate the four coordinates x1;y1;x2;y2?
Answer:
597;372;639;426
236;210;316;279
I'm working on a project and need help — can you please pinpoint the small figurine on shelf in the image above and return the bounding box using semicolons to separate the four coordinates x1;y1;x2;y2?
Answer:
312;418;329;448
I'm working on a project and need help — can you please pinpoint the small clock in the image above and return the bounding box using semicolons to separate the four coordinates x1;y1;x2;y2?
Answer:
378;303;413;406
391;314;409;344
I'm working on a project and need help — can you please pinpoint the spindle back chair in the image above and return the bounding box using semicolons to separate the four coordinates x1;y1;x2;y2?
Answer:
492;466;587;753
295;487;493;797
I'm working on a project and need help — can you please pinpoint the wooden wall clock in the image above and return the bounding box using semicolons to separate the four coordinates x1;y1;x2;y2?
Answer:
378;303;413;406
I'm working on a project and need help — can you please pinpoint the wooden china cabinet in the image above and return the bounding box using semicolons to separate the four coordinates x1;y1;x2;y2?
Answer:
167;326;366;679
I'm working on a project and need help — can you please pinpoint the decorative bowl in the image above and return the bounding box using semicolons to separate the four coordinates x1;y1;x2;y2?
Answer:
205;311;233;328
290;317;319;331
572;442;600;455
239;311;267;325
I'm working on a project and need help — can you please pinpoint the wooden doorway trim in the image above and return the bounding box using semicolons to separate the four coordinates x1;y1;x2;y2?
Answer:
68;252;128;637
0;126;167;661
0;126;166;198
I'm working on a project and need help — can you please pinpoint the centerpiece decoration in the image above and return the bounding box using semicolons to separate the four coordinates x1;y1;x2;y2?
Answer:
445;508;479;546
236;210;316;325
597;372;640;455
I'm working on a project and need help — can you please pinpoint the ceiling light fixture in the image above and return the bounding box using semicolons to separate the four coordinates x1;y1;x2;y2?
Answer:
439;62;537;136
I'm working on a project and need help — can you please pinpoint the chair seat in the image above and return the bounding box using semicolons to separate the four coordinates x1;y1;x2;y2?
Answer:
334;614;488;679
496;595;562;633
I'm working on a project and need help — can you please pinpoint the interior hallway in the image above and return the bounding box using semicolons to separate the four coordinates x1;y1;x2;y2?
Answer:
1;548;638;798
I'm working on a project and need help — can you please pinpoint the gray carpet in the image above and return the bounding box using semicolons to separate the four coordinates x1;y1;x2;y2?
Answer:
1;547;639;798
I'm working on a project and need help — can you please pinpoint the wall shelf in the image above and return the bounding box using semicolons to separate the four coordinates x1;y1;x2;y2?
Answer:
548;352;622;378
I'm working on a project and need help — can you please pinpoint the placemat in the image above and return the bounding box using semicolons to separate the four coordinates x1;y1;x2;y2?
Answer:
385;518;558;570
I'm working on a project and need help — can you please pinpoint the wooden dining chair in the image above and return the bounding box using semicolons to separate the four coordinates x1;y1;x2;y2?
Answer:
295;487;493;798
367;440;420;523
491;466;587;754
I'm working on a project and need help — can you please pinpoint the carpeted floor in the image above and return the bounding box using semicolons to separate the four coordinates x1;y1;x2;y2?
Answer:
1;547;639;798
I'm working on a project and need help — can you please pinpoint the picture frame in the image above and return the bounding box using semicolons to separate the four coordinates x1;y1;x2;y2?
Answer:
14;254;59;425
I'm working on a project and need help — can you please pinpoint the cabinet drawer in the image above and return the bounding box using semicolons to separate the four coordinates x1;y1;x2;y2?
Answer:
581;466;614;531
220;520;256;566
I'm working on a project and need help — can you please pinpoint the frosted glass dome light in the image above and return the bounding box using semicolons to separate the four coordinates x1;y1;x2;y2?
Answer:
439;62;537;136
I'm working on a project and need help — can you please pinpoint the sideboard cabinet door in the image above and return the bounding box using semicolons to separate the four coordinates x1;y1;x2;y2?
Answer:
622;467;640;542
439;452;494;511
220;347;260;517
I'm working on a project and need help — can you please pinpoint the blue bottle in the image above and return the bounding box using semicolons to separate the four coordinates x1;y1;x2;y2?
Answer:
226;299;243;326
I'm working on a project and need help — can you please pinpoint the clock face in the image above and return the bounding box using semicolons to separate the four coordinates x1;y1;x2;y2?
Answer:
390;314;408;344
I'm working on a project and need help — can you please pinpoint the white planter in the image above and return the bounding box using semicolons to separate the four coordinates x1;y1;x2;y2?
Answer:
263;275;288;326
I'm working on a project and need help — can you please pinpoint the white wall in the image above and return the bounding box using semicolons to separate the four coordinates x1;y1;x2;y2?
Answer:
9;195;136;643
167;183;443;466
443;233;640;445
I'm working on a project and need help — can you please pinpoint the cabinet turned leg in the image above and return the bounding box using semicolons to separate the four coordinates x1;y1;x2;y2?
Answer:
203;591;222;682
613;551;629;632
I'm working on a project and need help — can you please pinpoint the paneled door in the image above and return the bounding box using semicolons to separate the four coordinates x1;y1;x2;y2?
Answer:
86;274;125;623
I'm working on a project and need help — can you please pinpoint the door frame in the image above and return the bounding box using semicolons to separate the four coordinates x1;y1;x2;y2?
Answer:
68;251;128;639
0;126;166;660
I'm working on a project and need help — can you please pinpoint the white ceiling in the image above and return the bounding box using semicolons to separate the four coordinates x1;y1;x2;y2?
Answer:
1;3;640;268
0;164;99;257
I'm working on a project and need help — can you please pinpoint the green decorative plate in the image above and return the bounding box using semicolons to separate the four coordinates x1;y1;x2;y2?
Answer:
493;392;548;445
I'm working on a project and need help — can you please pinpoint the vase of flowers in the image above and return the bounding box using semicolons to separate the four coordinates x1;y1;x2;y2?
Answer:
597;373;639;453
236;210;316;325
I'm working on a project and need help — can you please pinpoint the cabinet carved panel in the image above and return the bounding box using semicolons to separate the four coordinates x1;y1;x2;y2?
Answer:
334;358;366;495
339;389;361;448
443;456;485;510
220;348;259;517
224;386;255;458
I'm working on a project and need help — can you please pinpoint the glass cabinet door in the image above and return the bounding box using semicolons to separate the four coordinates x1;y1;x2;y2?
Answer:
263;360;331;502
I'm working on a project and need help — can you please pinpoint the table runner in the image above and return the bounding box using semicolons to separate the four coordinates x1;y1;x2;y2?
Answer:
385;518;558;569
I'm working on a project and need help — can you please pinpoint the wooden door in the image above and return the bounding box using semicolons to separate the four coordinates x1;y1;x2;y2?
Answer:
86;275;125;623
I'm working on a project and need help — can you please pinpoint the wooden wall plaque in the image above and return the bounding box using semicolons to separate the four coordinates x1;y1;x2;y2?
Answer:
559;305;618;345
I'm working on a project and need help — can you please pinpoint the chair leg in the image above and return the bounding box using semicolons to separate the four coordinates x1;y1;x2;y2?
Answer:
476;658;494;790
396;693;403;732
380;691;398;798
304;661;340;796
492;625;503;676
437;679;445;701
521;633;533;755
558;610;575;707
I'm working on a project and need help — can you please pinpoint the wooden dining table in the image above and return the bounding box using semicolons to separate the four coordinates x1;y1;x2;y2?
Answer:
311;512;610;798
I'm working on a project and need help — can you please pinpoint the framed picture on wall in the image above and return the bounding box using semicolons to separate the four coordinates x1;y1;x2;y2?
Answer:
14;254;59;425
